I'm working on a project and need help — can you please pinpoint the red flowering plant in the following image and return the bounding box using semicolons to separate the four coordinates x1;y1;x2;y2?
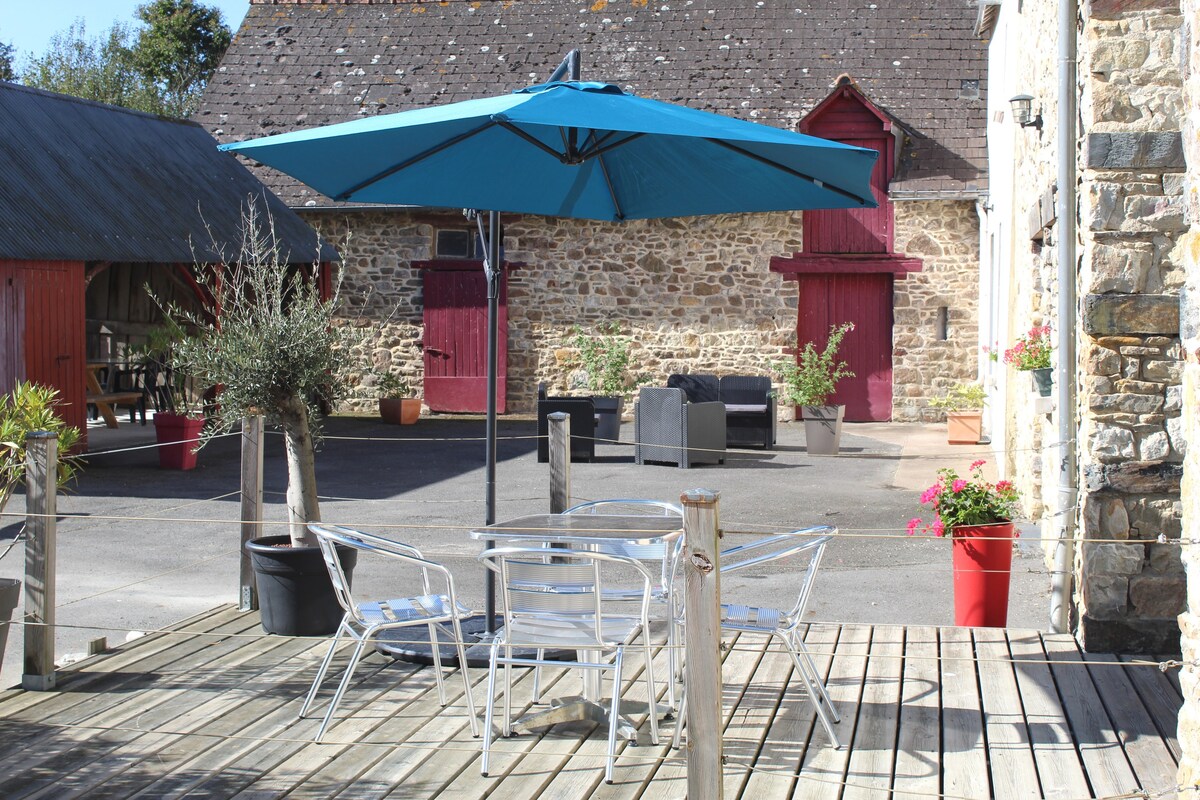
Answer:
907;460;1020;537
1003;325;1052;370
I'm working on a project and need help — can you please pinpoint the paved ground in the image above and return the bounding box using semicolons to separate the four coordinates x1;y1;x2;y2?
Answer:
0;412;1051;687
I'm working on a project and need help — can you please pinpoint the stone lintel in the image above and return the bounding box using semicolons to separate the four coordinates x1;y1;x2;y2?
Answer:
1078;616;1181;655
1084;132;1185;171
1084;461;1183;493
1083;293;1180;335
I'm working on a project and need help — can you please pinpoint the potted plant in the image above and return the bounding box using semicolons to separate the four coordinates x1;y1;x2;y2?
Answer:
376;371;420;425
1003;325;1053;396
159;203;360;636
0;382;82;661
134;322;206;470
569;322;641;442
770;322;855;455
929;382;987;445
907;460;1021;627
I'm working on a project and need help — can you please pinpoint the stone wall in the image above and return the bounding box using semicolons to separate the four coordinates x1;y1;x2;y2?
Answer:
1175;0;1199;789
311;202;979;418
1075;1;1187;652
892;200;982;422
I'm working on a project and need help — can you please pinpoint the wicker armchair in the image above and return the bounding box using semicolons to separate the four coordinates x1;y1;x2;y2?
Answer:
633;387;725;468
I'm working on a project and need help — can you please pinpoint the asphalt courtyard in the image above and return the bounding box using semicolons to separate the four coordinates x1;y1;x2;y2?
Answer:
0;413;1052;687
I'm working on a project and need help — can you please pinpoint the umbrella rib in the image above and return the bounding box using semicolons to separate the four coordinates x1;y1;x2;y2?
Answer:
586;130;625;221
707;139;872;206
333;121;497;200
498;120;574;163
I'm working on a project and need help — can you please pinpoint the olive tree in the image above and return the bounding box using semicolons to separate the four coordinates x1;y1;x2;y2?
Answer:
161;203;354;547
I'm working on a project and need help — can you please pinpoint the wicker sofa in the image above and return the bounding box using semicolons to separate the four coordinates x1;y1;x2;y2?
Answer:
666;374;776;449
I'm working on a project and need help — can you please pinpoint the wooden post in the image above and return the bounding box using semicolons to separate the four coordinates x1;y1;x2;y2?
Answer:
681;488;723;798
239;415;264;611
548;411;571;514
22;432;57;691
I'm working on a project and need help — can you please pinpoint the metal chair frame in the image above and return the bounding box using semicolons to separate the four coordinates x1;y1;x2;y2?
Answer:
672;527;841;749
477;546;660;784
301;524;480;742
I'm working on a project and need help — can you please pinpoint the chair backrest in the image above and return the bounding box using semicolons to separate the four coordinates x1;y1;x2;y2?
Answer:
562;500;683;581
478;547;654;647
667;374;719;403
719;527;834;632
719;375;772;405
308;523;437;624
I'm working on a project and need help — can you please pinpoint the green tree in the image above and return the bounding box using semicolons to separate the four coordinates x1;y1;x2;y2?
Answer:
132;0;231;117
21;20;160;113
0;40;15;82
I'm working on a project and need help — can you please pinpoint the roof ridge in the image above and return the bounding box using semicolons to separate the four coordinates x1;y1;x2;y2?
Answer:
0;80;202;130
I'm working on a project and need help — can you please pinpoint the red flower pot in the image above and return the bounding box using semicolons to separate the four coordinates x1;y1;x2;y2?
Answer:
951;521;1015;627
153;413;204;470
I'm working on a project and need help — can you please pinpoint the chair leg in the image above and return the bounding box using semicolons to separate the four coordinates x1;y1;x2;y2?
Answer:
428;622;448;707
300;617;350;720
532;649;544;703
481;639;501;777
665;617;677;713
792;633;840;722
642;632;659;746
315;633;369;743
451;616;480;738
502;644;513;737
606;649;625;784
671;683;687;749
780;633;840;748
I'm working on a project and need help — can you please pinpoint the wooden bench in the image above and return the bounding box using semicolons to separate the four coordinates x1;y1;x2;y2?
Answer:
86;391;146;427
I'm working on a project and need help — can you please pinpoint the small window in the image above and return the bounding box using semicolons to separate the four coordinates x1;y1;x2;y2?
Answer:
436;229;474;259
936;307;950;341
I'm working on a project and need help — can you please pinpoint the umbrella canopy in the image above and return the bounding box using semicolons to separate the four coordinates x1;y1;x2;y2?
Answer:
219;81;878;219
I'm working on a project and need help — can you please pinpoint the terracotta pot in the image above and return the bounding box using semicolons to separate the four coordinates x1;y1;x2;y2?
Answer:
951;522;1015;627
946;411;983;445
153;413;204;470
801;404;845;455
379;398;421;424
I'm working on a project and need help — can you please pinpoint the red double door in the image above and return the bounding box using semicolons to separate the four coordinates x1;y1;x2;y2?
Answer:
795;272;893;422
421;266;506;414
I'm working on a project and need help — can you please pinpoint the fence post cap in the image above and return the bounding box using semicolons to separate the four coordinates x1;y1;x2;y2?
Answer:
680;488;720;506
24;431;58;441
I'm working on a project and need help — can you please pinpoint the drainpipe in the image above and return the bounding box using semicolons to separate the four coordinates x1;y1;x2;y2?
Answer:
1049;0;1079;634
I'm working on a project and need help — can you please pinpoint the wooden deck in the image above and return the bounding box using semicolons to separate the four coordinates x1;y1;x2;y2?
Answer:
0;606;1180;799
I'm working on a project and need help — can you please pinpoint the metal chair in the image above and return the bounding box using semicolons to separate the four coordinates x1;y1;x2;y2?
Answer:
672;527;841;749
559;499;683;711
301;524;479;742
477;546;660;784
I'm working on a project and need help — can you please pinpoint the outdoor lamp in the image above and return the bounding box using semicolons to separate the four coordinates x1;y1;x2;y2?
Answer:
1009;94;1042;129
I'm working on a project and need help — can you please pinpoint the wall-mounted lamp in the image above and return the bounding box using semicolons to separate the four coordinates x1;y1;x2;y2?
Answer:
1009;94;1042;129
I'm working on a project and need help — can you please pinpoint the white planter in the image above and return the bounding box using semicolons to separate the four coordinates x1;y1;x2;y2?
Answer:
801;405;845;455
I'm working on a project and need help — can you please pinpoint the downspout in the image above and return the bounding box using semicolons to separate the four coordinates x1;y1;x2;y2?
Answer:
1049;0;1079;634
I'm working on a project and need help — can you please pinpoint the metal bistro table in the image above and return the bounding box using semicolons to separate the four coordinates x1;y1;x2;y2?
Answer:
470;513;683;739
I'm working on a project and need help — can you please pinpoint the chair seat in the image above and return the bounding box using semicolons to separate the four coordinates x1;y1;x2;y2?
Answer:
603;585;668;602
724;403;768;413
503;614;643;649
357;594;470;626
719;602;790;633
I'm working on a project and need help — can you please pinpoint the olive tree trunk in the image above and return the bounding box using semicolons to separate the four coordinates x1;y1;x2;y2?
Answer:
279;393;320;547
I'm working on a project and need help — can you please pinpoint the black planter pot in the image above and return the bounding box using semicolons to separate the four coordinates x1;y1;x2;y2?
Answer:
591;396;624;442
245;535;357;636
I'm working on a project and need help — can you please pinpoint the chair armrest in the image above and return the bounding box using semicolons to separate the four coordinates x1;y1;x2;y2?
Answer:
719;527;835;573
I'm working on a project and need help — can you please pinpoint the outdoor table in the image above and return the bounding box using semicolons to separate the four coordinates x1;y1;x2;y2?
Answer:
469;513;683;739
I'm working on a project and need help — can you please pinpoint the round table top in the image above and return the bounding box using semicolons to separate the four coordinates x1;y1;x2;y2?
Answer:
469;513;682;546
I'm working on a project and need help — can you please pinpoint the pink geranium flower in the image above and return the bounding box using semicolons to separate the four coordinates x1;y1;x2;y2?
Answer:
909;461;1021;538
952;479;968;493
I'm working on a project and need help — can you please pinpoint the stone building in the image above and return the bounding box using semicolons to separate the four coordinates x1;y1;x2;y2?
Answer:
981;0;1188;657
198;0;988;422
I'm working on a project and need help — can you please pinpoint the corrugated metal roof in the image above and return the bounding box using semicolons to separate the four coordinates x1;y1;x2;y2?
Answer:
0;81;338;263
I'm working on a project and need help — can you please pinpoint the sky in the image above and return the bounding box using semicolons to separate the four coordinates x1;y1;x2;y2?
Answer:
1;0;251;59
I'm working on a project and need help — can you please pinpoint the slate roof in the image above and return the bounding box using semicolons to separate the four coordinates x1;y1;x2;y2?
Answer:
198;0;987;206
0;81;337;263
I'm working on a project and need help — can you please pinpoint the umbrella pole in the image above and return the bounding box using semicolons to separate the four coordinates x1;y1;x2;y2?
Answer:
482;209;501;635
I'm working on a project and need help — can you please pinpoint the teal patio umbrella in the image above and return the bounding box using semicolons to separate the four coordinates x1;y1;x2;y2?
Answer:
220;77;878;632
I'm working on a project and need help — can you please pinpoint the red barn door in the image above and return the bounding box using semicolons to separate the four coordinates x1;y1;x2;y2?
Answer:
422;266;507;413
795;273;893;422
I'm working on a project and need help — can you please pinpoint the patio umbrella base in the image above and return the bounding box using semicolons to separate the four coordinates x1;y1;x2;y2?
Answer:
374;615;572;668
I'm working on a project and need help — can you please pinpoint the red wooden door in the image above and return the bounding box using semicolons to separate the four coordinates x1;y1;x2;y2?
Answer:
422;267;507;413
0;263;26;398
795;272;893;422
802;133;892;254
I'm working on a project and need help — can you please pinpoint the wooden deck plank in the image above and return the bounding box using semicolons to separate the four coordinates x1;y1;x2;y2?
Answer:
1006;631;1090;800
720;635;787;798
1041;633;1138;798
1078;650;1178;798
939;626;990;800
1116;654;1182;760
841;624;904;799
738;623;841;798
891;625;940;799
790;623;872;799
974;627;1041;799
